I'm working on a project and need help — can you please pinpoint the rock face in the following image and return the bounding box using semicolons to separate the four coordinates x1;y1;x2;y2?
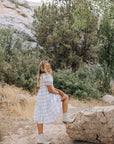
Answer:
0;0;33;40
0;0;44;48
0;0;43;45
103;95;114;105
66;106;114;144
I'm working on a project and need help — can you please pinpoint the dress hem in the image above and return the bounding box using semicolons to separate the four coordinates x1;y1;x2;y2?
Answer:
34;108;61;124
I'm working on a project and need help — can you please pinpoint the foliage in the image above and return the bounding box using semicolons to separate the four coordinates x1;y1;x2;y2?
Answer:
0;28;39;91
53;64;112;100
98;17;114;75
97;0;114;78
93;63;112;93
32;0;99;72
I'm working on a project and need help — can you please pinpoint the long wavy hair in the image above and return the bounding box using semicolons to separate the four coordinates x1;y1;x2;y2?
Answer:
37;60;52;87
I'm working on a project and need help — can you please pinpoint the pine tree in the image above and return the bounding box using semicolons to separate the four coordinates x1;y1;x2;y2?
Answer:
32;0;99;72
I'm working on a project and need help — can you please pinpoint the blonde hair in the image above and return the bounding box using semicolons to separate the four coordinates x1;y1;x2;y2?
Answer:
37;60;52;87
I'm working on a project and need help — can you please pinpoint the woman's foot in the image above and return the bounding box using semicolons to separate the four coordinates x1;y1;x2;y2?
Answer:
37;133;51;144
62;112;75;124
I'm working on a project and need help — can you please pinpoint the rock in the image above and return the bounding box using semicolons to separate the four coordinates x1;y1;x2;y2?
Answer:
3;3;16;9
103;95;114;105
66;106;114;144
16;94;29;107
16;8;28;17
0;0;35;41
68;104;76;109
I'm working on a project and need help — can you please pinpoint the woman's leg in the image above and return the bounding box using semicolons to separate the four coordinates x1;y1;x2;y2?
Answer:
37;123;43;135
61;94;69;113
61;94;75;123
37;123;51;143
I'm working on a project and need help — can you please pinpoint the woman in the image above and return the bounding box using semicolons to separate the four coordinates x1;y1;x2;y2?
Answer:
34;60;75;144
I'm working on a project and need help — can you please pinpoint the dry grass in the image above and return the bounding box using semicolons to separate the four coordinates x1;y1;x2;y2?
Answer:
0;83;110;120
69;96;110;108
0;83;36;120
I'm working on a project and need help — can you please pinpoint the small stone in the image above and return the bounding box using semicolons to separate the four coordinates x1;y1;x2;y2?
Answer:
103;95;114;105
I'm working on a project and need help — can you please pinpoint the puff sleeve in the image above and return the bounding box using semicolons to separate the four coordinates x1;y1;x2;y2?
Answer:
44;73;53;85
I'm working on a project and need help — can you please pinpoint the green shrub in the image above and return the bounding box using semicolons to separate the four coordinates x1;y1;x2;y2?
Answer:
92;63;112;93
0;27;39;91
0;27;112;98
53;64;112;100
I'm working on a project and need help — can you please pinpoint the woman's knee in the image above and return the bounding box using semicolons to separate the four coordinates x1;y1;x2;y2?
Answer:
64;94;69;100
66;94;69;100
61;94;69;101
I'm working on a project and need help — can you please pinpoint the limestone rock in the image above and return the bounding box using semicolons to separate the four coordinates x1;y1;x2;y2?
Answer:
103;95;114;105
16;94;29;107
3;3;16;9
66;106;114;144
0;0;34;40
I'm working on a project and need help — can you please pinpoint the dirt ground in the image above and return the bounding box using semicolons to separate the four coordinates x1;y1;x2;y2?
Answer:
0;104;94;144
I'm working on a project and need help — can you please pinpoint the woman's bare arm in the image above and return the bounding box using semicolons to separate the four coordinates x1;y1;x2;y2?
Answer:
46;85;59;94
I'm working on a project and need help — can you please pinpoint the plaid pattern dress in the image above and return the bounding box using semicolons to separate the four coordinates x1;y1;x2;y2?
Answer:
34;72;62;124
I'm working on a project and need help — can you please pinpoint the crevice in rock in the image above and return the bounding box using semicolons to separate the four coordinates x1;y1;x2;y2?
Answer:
102;111;105;116
17;11;28;18
96;134;102;143
3;4;15;10
96;134;99;140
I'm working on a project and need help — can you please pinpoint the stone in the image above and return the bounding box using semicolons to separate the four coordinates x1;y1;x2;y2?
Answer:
0;0;35;41
3;3;16;9
103;95;114;105
66;106;114;144
68;104;76;109
16;94;29;107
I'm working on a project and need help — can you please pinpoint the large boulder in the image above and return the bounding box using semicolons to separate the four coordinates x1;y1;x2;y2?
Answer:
103;95;114;105
66;106;114;144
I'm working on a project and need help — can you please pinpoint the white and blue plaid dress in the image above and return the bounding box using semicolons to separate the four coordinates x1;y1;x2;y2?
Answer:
34;72;62;124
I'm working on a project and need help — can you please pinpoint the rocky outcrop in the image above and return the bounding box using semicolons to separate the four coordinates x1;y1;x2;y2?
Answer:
0;0;34;39
0;0;45;49
103;95;114;105
0;0;43;45
66;106;114;144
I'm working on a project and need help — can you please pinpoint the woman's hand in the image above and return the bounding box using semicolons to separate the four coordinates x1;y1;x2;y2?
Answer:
54;88;65;97
59;91;64;97
55;91;59;95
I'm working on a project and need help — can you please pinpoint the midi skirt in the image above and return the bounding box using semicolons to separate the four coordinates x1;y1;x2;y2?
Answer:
34;73;62;124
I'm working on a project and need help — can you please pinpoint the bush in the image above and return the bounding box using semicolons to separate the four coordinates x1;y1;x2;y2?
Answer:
0;27;39;91
0;27;112;98
53;64;112;100
92;63;112;93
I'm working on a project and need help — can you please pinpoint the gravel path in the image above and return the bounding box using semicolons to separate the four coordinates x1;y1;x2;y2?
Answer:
0;105;94;144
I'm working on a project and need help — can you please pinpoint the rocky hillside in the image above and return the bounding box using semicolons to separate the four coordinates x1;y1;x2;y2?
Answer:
0;0;42;46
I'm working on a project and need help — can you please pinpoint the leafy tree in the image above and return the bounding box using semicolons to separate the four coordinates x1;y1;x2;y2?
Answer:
98;17;114;72
32;0;99;72
96;0;114;77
